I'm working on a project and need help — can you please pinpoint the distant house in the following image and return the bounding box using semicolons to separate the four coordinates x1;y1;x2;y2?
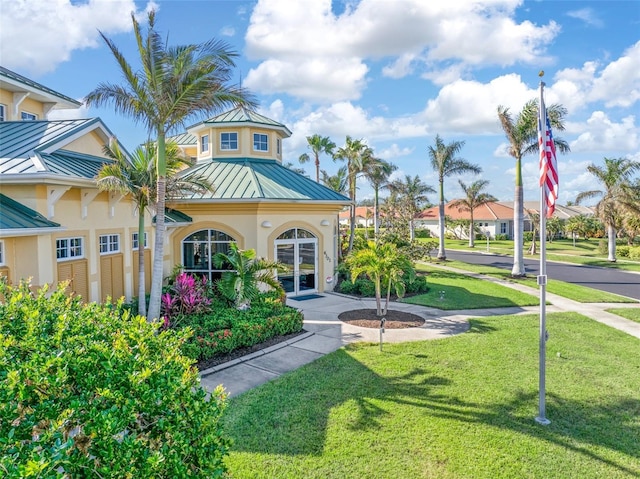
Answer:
339;206;375;228
415;202;515;239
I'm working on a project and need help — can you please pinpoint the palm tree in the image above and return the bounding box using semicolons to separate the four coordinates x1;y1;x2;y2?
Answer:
387;174;435;242
320;166;349;195
299;134;336;183
428;135;480;259
97;141;213;316
450;179;497;247
362;158;397;240
213;243;285;309
576;157;640;261
85;11;255;321
497;99;569;276
333;136;374;253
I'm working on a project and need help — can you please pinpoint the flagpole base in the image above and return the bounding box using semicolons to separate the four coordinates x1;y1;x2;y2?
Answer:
535;416;551;426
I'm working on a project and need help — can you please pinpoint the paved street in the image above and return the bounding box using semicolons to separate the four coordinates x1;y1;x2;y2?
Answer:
444;250;640;300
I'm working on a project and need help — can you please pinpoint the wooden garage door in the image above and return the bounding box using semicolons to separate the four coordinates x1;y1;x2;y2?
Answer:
57;260;89;300
132;249;151;296
100;253;124;302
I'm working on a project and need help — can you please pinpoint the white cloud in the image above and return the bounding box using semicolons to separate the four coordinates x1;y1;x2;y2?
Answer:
220;26;236;37
377;144;414;161
566;8;604;28
0;0;156;75
569;112;639;152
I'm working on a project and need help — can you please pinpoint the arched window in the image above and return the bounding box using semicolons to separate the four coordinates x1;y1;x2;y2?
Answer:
182;229;236;281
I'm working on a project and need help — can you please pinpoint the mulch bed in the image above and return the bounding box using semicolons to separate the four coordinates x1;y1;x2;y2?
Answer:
339;309;425;329
196;330;307;371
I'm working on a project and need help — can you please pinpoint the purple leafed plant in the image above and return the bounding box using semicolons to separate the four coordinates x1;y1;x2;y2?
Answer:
161;272;211;325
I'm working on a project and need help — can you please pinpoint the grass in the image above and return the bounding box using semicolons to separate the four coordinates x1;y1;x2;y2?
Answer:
436;260;637;303
222;312;640;478
400;265;539;310
606;307;640;324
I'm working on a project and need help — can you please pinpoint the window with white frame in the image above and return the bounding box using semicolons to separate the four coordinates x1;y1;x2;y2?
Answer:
201;134;209;153
0;240;4;265
253;133;268;152
21;111;37;121
220;132;238;150
56;237;84;261
99;234;120;254
0;104;5;121
500;222;507;234
132;232;148;249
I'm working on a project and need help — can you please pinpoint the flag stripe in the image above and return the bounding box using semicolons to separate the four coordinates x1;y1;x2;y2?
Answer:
539;110;558;218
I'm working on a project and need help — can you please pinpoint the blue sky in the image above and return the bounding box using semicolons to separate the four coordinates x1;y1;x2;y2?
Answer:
1;0;639;205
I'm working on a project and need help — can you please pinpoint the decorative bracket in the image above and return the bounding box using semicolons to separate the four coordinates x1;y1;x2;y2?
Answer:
80;188;100;219
12;92;29;118
48;186;71;218
108;192;123;218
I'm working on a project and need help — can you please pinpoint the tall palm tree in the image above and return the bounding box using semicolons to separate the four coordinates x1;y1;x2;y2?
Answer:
321;166;349;195
362;158;397;240
299;134;336;183
450;179;497;247
387;174;435;242
576;157;640;261
333;136;374;253
497;99;569;276
85;11;255;321
97;141;214;316
428;135;480;259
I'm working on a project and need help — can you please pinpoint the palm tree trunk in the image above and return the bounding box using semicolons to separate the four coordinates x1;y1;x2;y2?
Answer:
374;188;379;241
147;133;167;322
137;207;147;317
511;159;525;276
437;180;446;259
375;276;382;316
469;211;475;248
315;154;320;183
607;224;617;261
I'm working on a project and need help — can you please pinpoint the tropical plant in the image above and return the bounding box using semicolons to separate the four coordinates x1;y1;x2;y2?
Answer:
299;134;336;183
345;241;414;316
526;210;540;255
85;10;254;321
321;166;349;195
98;141;213;316
334;136;375;253
576;157;640;261
363;158;397;240
497;99;569;275
386;174;435;242
161;272;212;326
450;179;497;247
546;216;564;241
428;135;480;259
213;243;285;309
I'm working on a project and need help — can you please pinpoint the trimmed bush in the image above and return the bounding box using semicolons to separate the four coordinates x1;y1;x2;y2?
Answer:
0;280;230;478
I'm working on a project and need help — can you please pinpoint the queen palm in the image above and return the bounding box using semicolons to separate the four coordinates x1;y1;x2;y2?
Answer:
97;141;213;316
334;136;374;253
450;179;497;248
428;135;480;259
387;174;435;242
85;11;255;321
362;158;397;240
299;134;336;183
576;157;640;261
497;99;569;276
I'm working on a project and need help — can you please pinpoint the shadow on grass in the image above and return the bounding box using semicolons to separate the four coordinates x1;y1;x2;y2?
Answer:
225;347;639;476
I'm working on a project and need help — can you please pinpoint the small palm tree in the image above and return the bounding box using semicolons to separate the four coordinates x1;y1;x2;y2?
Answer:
97;141;213;315
576;157;640;261
386;175;435;242
85;10;255;321
362;158;397;241
213;243;285;309
299;134;336;183
428;135;480;259
450;179;497;247
346;241;413;316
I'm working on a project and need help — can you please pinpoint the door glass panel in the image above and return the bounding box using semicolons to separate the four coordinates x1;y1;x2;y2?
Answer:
276;243;296;293
297;229;314;239
277;229;295;240
298;242;316;292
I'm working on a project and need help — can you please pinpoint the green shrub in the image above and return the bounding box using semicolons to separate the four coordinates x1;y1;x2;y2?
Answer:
354;278;376;297
598;239;608;255
629;246;640;260
414;229;431;239
523;231;534;242
337;279;356;294
0;280;230;478
617;245;630;257
405;274;429;294
495;234;509;241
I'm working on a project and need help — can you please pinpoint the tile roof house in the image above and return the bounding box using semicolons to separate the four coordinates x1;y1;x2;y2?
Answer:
0;66;350;301
338;206;375;227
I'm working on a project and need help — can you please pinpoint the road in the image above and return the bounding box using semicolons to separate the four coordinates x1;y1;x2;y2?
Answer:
443;250;640;301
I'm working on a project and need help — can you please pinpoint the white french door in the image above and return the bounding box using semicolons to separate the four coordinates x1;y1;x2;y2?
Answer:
275;229;318;296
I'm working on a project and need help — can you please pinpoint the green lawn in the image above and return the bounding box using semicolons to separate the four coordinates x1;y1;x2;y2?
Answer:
401;265;539;310
438;260;637;303
606;307;640;323
223;313;640;478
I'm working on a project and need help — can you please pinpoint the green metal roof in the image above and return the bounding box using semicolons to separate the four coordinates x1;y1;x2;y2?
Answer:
180;158;350;202
0;66;81;108
153;208;193;225
0;193;61;230
202;106;292;137
168;132;197;146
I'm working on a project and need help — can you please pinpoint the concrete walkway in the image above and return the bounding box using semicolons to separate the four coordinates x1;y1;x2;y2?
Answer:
199;273;640;398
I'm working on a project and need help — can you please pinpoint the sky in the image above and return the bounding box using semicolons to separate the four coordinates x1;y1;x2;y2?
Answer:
1;0;639;205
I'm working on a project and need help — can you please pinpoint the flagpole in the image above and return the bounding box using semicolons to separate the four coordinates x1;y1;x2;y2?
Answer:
536;76;551;426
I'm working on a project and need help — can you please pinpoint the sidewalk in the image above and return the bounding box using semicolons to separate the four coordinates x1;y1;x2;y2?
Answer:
199;280;639;398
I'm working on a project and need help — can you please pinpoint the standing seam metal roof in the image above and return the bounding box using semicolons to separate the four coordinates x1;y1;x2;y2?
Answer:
0;193;61;229
0;66;82;107
202;106;292;136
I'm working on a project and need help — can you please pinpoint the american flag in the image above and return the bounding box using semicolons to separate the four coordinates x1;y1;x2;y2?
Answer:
539;109;558;218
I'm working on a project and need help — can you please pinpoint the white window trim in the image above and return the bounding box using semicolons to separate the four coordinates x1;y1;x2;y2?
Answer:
0;104;5;122
201;134;209;153
132;232;149;250
56;237;84;262
220;131;238;151
99;234;120;255
21;111;38;121
253;133;268;152
0;240;4;265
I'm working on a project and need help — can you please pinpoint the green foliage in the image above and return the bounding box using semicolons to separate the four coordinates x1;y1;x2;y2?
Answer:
597;239;609;255
161;272;212;327
0;280;230;478
413;228;431;239
354;278;376;297
495;233;509;241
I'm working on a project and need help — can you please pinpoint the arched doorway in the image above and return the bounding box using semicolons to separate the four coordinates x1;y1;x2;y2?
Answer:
275;228;318;296
181;229;236;281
